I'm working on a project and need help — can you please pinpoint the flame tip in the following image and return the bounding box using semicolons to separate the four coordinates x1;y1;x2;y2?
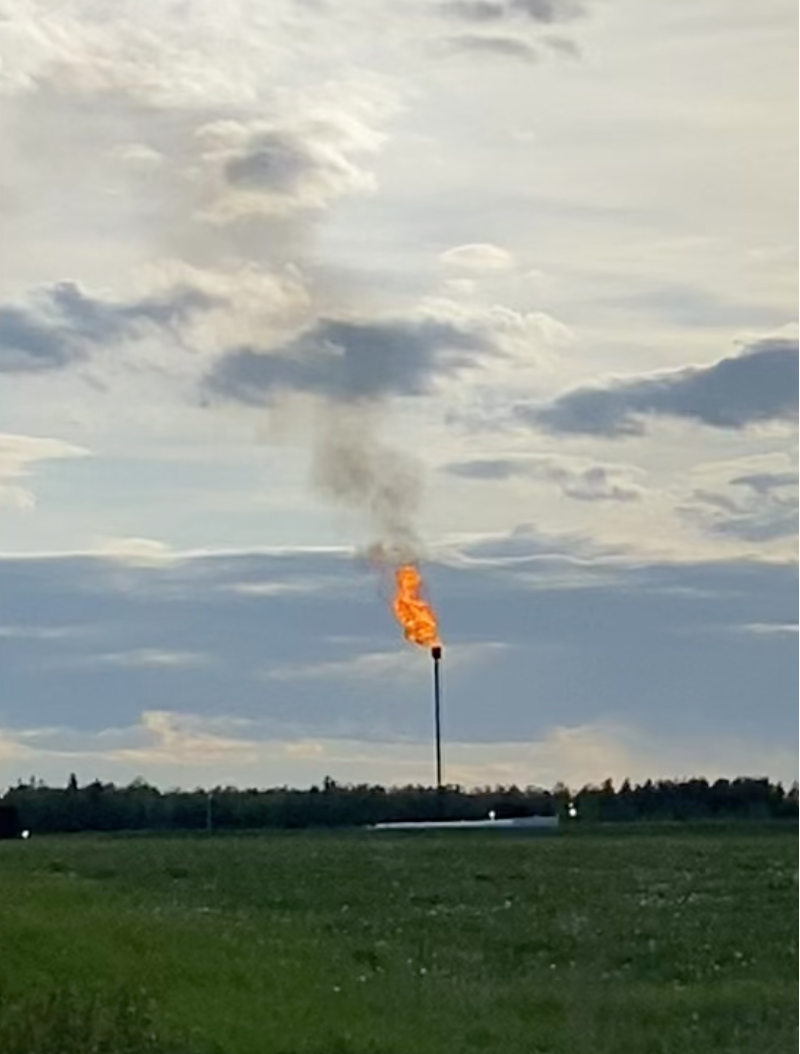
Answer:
391;562;441;649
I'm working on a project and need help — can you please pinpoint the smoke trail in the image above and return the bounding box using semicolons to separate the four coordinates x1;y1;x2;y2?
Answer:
310;403;423;563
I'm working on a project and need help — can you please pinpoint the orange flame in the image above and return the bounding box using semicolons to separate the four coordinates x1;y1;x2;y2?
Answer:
392;564;441;648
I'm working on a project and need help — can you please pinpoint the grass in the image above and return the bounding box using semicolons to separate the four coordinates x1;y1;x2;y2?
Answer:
0;824;796;1053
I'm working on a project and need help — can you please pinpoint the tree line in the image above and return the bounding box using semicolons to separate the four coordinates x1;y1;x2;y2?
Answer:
0;774;796;835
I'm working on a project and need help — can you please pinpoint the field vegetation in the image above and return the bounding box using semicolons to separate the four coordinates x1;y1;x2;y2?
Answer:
0;825;796;1053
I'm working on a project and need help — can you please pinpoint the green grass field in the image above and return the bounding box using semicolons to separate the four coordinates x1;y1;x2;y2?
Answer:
0;825;796;1054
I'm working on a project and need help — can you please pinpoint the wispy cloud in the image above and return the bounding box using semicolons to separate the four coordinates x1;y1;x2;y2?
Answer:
444;454;645;502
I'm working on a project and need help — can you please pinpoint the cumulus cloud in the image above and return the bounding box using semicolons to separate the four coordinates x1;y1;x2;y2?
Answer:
524;338;799;436
445;455;645;502
194;106;386;223
0;281;219;374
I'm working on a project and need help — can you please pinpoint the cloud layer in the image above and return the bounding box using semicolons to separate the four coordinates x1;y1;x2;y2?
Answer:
0;539;795;768
525;338;799;436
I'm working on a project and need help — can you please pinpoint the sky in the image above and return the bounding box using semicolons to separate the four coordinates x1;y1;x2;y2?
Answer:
0;0;797;792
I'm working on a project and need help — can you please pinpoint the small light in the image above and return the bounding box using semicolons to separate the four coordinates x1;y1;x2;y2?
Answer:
488;810;496;821
21;829;31;839
567;804;578;818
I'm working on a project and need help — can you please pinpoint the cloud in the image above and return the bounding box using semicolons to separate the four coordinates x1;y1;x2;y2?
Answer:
435;0;586;61
541;34;580;58
730;471;797;495
525;338;799;436
441;34;538;60
439;243;515;273
734;623;798;637
0;433;90;510
2;711;796;789
263;649;422;684
92;537;179;567
438;0;585;25
443;522;624;571
204;309;495;406
0;282;219;374
141;260;312;355
264;641;507;684
681;470;798;543
2;10;396;278
592;280;792;331
444;455;645;502
204;298;564;408
0;0;282;110
194;105;386;223
90;649;211;670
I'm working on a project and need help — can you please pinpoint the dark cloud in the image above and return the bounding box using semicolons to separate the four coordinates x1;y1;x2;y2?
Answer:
511;0;585;19
444;456;643;502
0;306;78;372
712;511;797;543
439;0;585;24
205;315;493;405
525;338;799;437
0;282;219;373
224;131;313;193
